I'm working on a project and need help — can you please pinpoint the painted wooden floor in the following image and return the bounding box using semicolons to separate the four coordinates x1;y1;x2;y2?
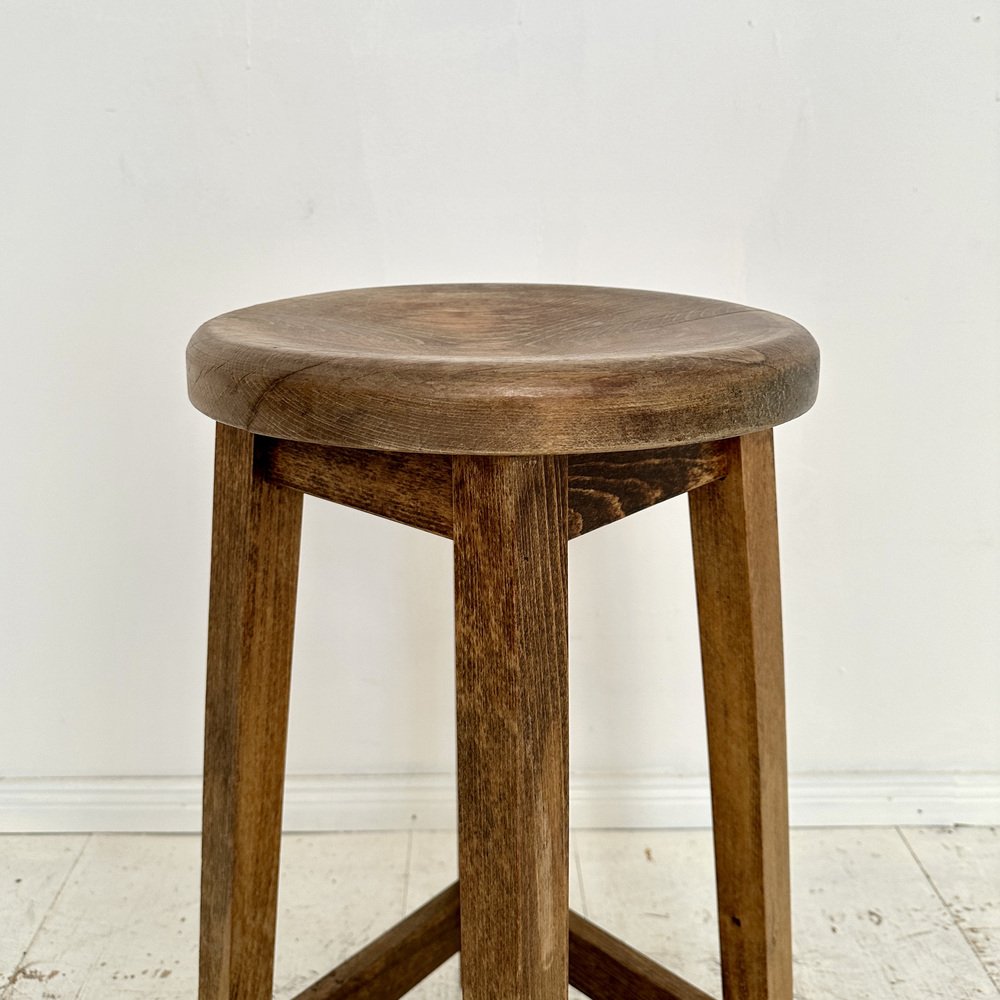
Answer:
1;827;997;999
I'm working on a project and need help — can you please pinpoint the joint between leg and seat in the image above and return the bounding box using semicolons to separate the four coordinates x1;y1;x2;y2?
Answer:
258;436;732;541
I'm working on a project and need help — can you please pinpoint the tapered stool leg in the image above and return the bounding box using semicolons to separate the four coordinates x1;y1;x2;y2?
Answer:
199;425;303;1000
689;431;792;1000
453;455;570;1000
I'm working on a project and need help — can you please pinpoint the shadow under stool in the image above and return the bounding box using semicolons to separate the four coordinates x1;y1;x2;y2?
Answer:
185;283;820;1000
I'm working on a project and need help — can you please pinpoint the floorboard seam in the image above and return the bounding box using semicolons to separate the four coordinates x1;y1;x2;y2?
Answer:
401;823;415;916
896;826;1000;995
0;834;91;1000
573;839;590;919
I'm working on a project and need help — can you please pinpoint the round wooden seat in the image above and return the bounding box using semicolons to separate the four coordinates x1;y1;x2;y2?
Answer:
187;283;819;454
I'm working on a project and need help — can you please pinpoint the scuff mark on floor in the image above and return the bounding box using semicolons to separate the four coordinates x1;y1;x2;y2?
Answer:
2;964;60;991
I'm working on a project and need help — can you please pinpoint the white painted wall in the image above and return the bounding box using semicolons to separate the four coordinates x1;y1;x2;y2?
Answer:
2;1;998;829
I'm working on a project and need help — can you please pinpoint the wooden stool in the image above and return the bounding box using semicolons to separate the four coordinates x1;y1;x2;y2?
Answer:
186;284;819;1000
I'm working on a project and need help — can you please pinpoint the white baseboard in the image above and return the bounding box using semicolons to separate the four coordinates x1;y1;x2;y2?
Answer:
0;771;996;833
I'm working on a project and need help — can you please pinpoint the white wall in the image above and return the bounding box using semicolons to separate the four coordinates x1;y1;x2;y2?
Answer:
2;1;998;830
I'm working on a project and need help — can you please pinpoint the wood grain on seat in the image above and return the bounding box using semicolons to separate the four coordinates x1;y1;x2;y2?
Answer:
187;283;819;455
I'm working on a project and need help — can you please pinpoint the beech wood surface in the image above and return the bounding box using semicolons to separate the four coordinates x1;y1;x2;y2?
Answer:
453;455;570;1000
259;438;731;541
187;284;819;454
688;431;792;1000
568;441;729;538
568;910;716;1000
293;883;460;1000
261;437;453;537
200;425;303;1000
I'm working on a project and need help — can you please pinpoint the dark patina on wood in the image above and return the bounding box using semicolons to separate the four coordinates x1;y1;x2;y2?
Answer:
260;437;453;537
259;437;730;541
568;441;729;537
188;283;819;455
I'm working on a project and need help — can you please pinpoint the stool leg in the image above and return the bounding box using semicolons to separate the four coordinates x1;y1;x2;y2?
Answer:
453;455;570;1000
688;431;792;1000
199;425;303;1000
